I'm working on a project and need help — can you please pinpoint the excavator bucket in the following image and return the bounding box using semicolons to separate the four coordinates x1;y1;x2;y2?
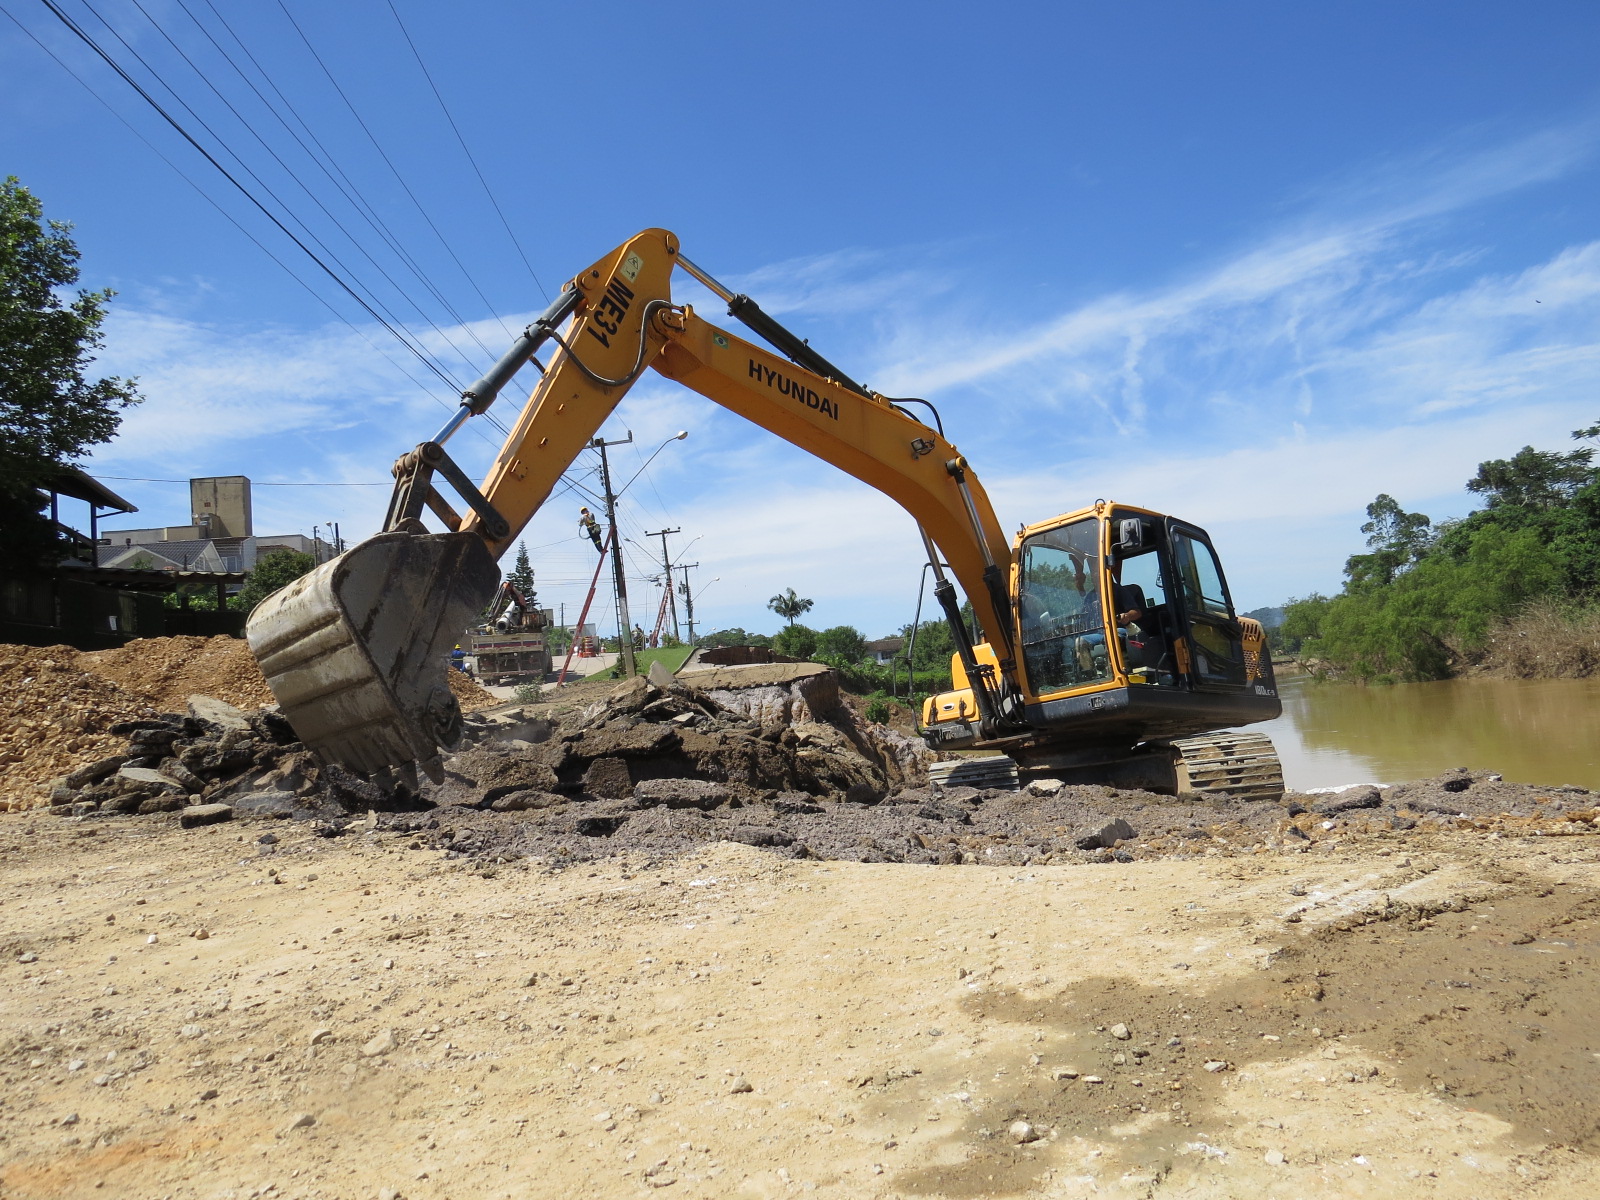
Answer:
245;531;499;783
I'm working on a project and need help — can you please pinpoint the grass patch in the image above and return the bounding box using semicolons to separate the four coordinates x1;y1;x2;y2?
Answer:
606;645;694;678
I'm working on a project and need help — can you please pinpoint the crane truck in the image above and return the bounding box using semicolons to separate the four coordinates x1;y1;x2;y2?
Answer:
245;230;1283;799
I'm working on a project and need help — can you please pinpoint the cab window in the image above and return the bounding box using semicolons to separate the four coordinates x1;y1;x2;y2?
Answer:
1018;518;1112;693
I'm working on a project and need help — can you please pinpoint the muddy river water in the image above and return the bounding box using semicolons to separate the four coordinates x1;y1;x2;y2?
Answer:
1248;669;1600;792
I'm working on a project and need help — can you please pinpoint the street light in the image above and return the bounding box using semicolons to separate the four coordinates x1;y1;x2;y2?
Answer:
617;430;688;497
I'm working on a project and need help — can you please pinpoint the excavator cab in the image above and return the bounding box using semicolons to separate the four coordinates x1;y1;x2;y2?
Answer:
922;504;1284;797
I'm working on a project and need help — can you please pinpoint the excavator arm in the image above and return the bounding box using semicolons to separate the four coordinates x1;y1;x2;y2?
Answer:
248;229;1025;783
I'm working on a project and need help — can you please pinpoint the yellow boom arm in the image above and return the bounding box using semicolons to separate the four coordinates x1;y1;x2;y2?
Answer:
458;228;1017;675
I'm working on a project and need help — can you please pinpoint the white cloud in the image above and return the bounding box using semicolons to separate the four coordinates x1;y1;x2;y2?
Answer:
76;119;1600;634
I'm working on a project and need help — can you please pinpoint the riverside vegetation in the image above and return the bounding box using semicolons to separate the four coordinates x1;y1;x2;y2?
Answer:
1283;421;1600;682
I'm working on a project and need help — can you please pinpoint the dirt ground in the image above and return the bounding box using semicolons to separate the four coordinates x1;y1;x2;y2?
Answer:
4;810;1600;1200
8;654;1600;1198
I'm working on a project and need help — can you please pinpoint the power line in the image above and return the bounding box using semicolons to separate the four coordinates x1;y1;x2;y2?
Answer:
126;0;509;383
183;0;518;396
1;4;519;451
383;0;547;303
91;476;392;485
38;0;468;400
272;0;515;340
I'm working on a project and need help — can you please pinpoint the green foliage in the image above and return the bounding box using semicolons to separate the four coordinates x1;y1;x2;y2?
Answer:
767;586;814;627
233;549;316;615
814;624;867;661
1344;493;1433;589
816;654;951;697
771;623;818;659
1466;445;1594;510
0;178;142;567
693;627;772;650
506;541;536;595
1286;424;1600;681
863;692;893;724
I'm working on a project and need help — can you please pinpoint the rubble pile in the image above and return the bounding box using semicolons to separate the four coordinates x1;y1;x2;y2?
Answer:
445;666;497;712
19;647;1600;868
80;635;276;711
0;646;158;809
36;691;440;824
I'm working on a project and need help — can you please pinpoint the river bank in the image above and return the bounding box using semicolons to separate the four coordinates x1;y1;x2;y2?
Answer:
1256;670;1600;793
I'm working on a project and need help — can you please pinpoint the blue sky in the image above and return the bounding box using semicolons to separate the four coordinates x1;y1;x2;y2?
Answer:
5;1;1599;639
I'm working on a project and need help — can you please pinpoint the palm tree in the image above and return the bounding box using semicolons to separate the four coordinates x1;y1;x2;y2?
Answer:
767;587;814;627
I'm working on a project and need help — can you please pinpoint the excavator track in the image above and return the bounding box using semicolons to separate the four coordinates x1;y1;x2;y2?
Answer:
1167;731;1284;801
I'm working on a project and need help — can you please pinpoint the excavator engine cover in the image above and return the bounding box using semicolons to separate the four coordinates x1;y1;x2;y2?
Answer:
246;531;499;783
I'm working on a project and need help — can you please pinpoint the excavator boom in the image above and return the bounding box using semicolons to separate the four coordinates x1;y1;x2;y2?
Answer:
248;229;1023;782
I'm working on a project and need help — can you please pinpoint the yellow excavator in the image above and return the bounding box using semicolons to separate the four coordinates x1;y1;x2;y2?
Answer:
246;230;1284;799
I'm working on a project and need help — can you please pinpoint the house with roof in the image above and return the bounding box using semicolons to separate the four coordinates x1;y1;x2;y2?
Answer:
865;636;905;665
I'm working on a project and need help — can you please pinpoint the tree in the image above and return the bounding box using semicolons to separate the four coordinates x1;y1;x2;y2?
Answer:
233;549;316;614
693;627;772;650
814;624;867;661
772;623;818;659
506;541;536;596
0;178;141;565
1344;494;1433;589
766;587;814;627
1466;445;1595;511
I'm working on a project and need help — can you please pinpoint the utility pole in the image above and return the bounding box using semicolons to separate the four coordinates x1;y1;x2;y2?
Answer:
592;434;637;677
645;527;682;642
677;563;700;644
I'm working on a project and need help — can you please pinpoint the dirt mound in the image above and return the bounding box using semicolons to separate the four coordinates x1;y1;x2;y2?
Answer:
79;635;275;711
446;665;497;712
0;646;157;809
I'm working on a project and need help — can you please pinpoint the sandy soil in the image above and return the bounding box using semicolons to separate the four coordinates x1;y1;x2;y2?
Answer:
4;811;1600;1200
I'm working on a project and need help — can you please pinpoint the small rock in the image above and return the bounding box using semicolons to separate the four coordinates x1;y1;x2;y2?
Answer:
1313;786;1382;816
147;934;159;945
1111;1052;1127;1066
1026;777;1065;796
378;1189;403;1200
187;695;252;732
180;803;234;829
192;928;210;940
179;1024;204;1039
116;766;181;791
18;951;37;963
280;1112;315;1134
309;1028;334;1046
1052;1068;1079;1080
60;1112;79;1126
67;1059;86;1072
1109;1023;1131;1040
1203;1060;1228;1073
1265;1149;1287;1166
199;1088;219;1101
362;1030;398;1057
729;1076;753;1094
1008;1120;1038;1144
65;755;128;789
1077;818;1136;850
258;832;279;846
